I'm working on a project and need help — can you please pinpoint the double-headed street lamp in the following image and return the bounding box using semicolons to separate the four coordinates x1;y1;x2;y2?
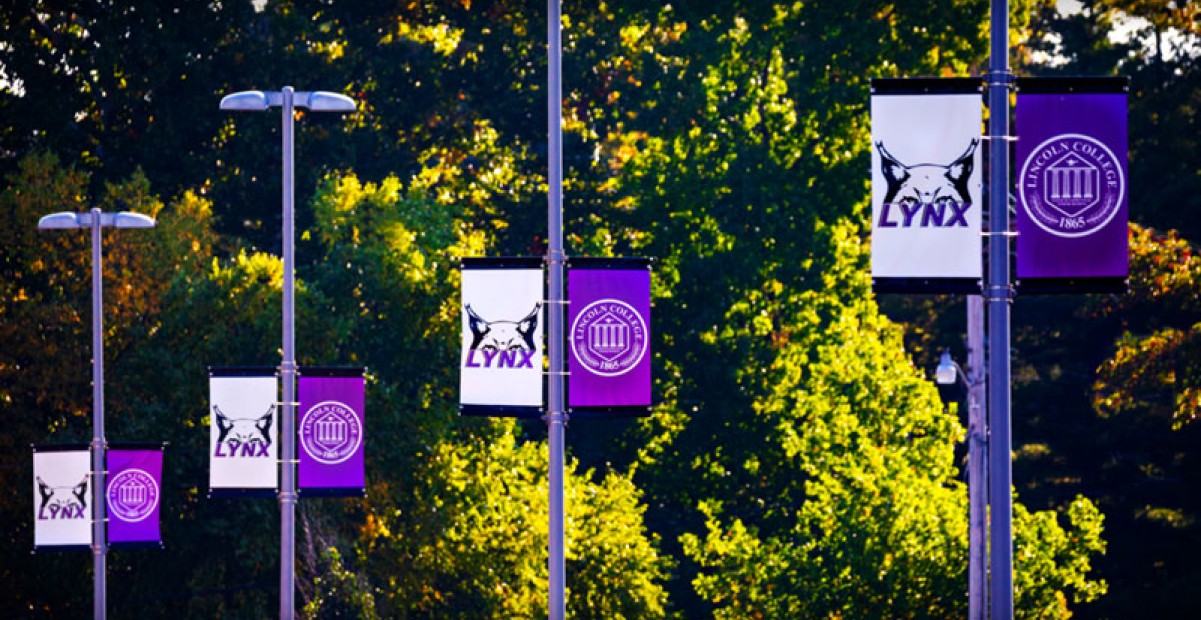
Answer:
220;86;355;620
38;208;156;620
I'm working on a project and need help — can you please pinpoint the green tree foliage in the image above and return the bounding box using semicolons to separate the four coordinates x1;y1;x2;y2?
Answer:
545;3;1104;617
1094;225;1201;429
676;233;976;618
0;1;1123;617
1076;225;1201;615
0;154;670;616
303;171;670;617
1008;2;1201;616
993;227;1201;619
302;546;379;619
1023;0;1201;239
671;224;1105;618
0;151;96;615
358;422;668;618
0;0;278;232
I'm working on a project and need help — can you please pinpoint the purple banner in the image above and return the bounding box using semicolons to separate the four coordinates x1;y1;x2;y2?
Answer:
1016;79;1128;286
298;370;365;495
107;447;163;546
568;261;652;413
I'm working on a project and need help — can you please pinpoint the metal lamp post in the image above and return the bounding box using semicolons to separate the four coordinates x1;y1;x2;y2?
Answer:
986;0;1015;614
936;331;987;620
220;87;355;620
38;208;156;620
546;0;567;618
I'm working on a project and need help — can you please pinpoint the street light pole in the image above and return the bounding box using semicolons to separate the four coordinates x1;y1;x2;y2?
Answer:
280;85;298;620
38;208;156;620
987;0;1015;614
220;87;355;620
966;295;988;620
936;340;986;620
546;0;567;618
89;210;105;620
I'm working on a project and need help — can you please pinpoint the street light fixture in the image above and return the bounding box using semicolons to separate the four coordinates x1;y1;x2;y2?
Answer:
38;207;156;620
39;211;156;230
220;90;356;113
936;350;964;388
936;346;988;620
220;86;355;620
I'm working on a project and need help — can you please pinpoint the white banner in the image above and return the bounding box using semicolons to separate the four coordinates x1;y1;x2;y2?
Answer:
871;79;983;292
460;259;544;416
209;370;278;494
33;447;91;549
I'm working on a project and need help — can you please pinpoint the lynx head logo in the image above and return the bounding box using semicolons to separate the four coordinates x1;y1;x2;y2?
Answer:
875;139;978;228
878;138;978;206
36;475;88;520
466;304;541;351
463;304;541;370
213;405;274;458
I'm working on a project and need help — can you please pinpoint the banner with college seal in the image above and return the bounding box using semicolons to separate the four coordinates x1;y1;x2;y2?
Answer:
107;444;165;547
459;258;545;418
1016;77;1129;293
208;367;278;497
298;368;365;496
32;445;91;551
870;78;984;294
567;258;653;416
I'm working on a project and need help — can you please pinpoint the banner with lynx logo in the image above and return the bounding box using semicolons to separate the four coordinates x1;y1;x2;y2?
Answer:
870;78;983;294
298;368;366;496
32;445;91;551
459;258;545;418
1016;77;1129;293
107;444;164;547
567;258;652;416
208;368;278;496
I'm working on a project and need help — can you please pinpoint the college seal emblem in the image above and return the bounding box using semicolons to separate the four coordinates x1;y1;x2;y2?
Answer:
299;400;362;465
107;469;159;523
1018;133;1125;238
570;299;648;377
